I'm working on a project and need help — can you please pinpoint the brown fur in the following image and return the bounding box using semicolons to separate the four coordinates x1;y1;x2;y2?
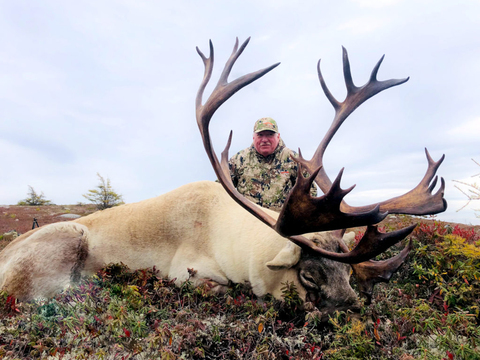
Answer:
0;222;90;299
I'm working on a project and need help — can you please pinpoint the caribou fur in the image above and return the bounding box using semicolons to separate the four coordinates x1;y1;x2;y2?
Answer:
0;181;359;311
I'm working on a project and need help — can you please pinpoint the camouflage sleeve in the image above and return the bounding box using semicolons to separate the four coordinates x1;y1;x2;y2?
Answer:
228;153;240;188
310;181;318;197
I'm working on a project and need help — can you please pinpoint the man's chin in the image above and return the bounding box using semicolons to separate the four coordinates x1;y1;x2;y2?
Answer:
259;149;273;156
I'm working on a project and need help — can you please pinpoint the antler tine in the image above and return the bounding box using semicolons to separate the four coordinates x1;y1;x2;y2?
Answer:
317;59;341;111
346;224;416;265
370;54;383;80
337;234;413;304
341;148;447;215
355;241;413;305
424;148;445;187
342;46;357;95
219;131;235;187
217;37;250;86
195;40;214;111
428;176;438;193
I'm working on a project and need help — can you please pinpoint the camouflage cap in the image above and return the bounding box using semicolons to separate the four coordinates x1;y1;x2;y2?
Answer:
253;117;279;133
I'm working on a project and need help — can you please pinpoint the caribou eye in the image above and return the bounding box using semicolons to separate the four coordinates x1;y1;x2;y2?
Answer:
300;270;318;290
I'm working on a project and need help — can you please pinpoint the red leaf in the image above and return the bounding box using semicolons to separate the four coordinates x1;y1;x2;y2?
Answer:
446;351;454;360
123;328;131;338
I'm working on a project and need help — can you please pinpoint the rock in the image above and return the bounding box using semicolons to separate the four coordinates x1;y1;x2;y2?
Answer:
2;231;19;242
57;214;82;219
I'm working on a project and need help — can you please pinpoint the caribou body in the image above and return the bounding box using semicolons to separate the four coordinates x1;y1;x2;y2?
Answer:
0;181;359;313
0;38;447;315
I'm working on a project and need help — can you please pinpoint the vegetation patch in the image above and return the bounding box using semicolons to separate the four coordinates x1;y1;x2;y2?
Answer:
0;205;96;236
0;218;479;359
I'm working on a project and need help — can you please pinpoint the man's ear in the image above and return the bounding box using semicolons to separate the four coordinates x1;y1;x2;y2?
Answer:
266;241;301;271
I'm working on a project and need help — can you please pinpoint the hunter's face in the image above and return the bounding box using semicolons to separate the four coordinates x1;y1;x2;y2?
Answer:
253;130;280;157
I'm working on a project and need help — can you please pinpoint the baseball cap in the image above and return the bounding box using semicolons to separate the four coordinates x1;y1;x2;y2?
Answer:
253;117;279;133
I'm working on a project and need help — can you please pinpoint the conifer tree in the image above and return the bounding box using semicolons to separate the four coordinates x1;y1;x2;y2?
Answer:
83;173;124;210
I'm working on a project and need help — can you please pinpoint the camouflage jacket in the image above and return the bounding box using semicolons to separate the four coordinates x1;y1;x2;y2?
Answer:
229;139;317;212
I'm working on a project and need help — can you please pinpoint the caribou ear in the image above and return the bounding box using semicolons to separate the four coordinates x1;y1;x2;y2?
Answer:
266;242;301;270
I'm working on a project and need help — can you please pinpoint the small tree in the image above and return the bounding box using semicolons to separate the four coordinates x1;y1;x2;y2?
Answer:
17;186;53;206
83;173;124;210
453;158;480;217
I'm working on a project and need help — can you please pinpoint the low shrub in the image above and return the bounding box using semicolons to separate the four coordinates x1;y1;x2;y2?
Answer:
0;218;479;359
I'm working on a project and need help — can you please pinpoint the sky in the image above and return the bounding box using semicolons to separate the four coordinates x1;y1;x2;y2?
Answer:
0;0;479;225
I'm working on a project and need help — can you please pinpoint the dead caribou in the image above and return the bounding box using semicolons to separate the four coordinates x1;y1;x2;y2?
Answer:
0;39;446;317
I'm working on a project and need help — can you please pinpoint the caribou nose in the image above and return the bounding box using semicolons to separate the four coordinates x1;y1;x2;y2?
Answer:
333;298;361;314
312;297;362;323
348;301;362;314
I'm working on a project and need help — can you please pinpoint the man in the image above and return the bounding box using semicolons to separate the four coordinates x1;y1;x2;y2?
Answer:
229;117;317;212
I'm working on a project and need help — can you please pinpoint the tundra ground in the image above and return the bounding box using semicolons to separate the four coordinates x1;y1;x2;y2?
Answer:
0;208;479;359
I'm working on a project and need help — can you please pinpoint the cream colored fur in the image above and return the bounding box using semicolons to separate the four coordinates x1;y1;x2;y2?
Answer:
0;181;350;301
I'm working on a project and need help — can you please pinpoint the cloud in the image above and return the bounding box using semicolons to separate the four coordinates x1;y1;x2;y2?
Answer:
351;0;402;8
1;1;479;226
449;118;480;141
336;17;389;35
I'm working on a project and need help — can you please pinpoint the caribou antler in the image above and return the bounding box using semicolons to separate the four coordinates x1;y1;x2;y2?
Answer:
283;47;447;236
352;241;413;305
334;229;413;304
196;38;421;264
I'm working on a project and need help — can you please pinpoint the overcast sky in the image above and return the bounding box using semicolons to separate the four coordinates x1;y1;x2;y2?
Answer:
1;0;479;225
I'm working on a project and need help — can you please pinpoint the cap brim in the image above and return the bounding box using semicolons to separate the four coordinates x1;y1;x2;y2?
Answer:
254;129;278;133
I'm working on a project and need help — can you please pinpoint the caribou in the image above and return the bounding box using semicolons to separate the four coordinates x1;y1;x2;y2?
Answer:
0;38;446;316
